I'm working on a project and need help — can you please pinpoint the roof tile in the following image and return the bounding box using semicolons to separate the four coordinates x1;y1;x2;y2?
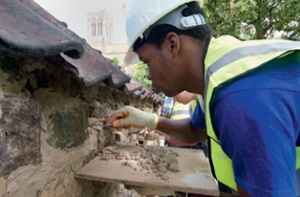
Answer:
0;0;163;103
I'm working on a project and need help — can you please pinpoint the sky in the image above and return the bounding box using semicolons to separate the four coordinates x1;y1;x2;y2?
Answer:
33;0;130;44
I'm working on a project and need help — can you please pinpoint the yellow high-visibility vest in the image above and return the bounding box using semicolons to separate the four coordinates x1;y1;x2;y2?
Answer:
203;35;300;191
169;101;197;146
170;102;190;120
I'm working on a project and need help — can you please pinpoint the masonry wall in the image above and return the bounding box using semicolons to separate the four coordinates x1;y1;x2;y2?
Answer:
0;56;160;197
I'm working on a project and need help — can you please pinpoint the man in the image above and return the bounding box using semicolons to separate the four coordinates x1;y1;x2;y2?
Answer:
107;0;300;196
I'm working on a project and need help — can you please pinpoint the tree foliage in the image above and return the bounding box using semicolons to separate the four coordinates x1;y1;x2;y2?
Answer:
132;62;153;90
203;0;300;40
111;57;119;65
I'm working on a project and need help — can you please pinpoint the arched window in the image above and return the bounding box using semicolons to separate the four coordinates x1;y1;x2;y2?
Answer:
91;21;96;36
97;20;103;36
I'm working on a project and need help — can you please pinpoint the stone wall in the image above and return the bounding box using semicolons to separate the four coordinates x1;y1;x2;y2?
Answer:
0;56;160;197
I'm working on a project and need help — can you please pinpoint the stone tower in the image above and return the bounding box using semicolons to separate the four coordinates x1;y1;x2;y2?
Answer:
87;10;113;53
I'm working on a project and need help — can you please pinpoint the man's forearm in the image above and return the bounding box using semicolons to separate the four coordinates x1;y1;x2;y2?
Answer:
156;117;207;143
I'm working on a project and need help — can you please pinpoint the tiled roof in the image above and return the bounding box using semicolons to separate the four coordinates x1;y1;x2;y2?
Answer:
0;0;163;104
124;79;163;103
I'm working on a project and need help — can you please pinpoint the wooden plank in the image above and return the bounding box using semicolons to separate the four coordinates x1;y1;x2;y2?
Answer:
74;145;219;196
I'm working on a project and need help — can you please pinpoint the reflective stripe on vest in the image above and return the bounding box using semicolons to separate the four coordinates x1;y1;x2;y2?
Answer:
204;36;300;191
170;102;190;120
171;110;189;116
169;101;197;146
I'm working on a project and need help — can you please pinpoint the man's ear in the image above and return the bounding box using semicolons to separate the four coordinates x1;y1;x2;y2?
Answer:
166;32;180;57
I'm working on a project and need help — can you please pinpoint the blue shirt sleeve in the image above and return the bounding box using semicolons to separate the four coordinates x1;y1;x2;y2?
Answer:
191;101;206;129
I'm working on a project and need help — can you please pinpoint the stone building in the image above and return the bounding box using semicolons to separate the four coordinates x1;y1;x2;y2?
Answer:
0;0;163;196
87;10;113;53
86;6;129;60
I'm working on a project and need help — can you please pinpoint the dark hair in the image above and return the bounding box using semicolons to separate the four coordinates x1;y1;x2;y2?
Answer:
133;1;213;52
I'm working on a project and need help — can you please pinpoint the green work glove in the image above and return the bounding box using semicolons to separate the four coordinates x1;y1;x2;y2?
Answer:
107;106;159;129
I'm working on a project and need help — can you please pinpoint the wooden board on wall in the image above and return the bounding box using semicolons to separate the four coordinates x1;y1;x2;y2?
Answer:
74;145;219;196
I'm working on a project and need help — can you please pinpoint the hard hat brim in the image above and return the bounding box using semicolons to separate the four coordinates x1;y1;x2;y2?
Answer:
124;47;140;65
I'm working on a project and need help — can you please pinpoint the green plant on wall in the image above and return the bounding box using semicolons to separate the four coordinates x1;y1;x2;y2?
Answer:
111;57;119;65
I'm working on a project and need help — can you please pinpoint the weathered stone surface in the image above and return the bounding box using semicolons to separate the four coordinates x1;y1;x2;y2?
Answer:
0;97;41;177
32;88;89;149
47;106;88;148
0;52;161;196
0;177;5;196
0;60;160;197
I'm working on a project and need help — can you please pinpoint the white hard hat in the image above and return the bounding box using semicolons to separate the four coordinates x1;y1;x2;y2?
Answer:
124;0;205;65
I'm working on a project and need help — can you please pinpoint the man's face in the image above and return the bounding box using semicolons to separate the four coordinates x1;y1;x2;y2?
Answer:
136;42;183;97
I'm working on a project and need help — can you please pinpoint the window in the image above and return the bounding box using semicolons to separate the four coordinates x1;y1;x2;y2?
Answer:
97;21;103;36
91;21;96;36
